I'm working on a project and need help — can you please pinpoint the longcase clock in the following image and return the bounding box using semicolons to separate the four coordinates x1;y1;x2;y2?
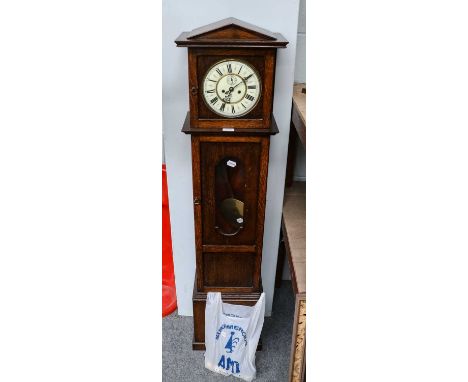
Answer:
175;17;288;350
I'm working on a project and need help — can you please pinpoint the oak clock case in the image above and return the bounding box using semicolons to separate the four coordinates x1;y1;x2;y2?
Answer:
176;18;288;350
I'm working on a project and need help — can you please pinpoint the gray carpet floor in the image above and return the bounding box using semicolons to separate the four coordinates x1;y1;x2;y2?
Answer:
162;281;295;382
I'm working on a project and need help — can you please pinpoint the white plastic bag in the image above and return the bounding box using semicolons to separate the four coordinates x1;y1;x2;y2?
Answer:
204;292;265;381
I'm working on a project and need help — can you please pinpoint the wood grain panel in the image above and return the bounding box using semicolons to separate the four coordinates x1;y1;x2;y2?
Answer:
200;140;261;246
191;136;204;290
202;244;256;253
203;252;254;288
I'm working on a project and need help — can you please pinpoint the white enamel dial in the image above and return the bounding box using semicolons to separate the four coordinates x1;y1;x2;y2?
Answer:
202;59;261;118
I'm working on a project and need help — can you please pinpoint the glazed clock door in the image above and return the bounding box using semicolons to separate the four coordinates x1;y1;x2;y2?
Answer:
201;140;260;245
191;135;270;291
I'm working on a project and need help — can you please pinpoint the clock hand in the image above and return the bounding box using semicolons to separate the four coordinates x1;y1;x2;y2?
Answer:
230;82;243;91
232;75;251;90
223;80;247;101
224;77;249;99
223;87;235;102
222;73;252;101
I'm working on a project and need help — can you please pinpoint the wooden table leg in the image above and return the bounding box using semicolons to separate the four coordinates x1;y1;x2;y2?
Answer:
285;119;297;188
275;227;286;289
289;295;306;382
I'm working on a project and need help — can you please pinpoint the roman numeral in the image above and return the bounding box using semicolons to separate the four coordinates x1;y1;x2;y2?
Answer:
227;63;232;73
220;103;226;112
248;85;256;89
241;102;246;109
244;73;253;81
210;97;218;105
208;79;216;82
216;68;223;76
206;89;215;93
231;105;235;114
238;65;243;74
245;94;255;102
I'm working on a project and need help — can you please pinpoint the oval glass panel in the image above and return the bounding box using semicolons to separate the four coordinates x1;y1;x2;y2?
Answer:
214;157;245;236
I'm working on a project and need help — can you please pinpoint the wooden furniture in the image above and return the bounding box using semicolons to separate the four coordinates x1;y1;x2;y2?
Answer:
283;182;306;382
277;83;306;381
291;83;306;145
175;18;288;350
285;83;306;186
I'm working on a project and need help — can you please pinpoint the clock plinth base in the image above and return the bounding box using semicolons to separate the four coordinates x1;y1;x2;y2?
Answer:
192;276;263;351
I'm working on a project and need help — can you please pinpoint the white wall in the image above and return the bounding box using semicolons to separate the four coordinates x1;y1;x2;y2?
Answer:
162;0;300;316
294;0;306;84
293;0;306;181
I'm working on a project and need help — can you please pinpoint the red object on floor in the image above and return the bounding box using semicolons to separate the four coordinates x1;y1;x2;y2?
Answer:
162;164;177;317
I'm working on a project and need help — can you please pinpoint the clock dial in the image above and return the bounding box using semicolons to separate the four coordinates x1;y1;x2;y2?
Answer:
202;59;261;118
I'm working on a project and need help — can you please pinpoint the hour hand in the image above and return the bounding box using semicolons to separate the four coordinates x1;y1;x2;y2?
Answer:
222;92;231;102
223;87;234;102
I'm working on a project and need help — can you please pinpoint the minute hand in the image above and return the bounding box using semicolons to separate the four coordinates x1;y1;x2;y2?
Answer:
224;74;253;100
227;78;247;95
235;74;253;89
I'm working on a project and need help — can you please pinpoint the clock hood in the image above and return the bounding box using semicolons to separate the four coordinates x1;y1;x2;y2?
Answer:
175;17;288;48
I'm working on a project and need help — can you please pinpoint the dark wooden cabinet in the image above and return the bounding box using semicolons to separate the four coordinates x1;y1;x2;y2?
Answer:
176;18;287;350
194;134;270;292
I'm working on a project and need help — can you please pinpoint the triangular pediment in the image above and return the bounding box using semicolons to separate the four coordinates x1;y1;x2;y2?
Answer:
187;18;276;41
175;17;288;48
